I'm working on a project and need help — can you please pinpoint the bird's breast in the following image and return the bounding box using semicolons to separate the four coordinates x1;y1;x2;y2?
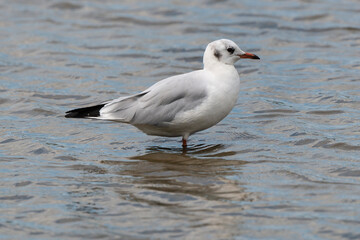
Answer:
206;76;240;120
171;72;240;134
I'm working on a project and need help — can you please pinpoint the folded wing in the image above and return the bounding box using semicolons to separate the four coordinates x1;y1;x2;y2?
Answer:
99;70;209;126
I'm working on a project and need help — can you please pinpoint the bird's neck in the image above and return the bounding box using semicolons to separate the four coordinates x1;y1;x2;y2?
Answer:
203;60;238;76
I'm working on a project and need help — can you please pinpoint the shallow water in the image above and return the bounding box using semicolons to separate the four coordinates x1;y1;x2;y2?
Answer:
1;0;360;239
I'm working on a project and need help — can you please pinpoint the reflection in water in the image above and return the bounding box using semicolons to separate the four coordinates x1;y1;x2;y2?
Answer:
1;0;360;238
145;143;227;154
101;145;254;207
98;146;257;238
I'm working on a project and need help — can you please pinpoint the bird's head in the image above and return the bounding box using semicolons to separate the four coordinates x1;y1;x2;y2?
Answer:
203;39;259;68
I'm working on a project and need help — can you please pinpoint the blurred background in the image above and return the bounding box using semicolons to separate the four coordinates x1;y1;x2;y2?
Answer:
0;0;360;239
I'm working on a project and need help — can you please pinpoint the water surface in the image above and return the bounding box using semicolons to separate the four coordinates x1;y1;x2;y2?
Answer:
1;0;360;239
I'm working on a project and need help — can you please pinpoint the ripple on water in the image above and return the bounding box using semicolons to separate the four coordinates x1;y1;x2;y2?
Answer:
1;0;360;239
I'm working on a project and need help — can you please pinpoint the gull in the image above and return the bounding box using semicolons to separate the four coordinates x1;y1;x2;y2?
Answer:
65;39;260;147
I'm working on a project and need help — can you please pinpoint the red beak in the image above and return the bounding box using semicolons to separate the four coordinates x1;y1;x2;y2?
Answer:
239;52;260;60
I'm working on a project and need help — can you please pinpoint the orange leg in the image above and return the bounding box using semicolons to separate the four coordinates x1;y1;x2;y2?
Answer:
182;138;187;147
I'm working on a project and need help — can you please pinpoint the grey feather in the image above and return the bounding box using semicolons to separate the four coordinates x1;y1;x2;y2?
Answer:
99;70;209;126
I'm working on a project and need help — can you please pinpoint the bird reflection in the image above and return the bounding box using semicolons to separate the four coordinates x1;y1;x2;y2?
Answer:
101;144;255;208
144;143;226;155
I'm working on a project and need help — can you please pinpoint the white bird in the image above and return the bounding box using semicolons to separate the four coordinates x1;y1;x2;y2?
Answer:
65;39;260;147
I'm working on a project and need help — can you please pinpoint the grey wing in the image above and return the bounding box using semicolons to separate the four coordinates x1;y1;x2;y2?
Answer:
99;71;209;126
98;91;148;122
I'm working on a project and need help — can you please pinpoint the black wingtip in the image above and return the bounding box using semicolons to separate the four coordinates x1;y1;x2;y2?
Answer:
65;104;105;118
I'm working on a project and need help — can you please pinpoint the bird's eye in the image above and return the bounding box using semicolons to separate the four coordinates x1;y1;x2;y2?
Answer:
227;47;235;54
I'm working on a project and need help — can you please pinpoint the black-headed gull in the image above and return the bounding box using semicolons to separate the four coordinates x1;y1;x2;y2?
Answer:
66;39;260;147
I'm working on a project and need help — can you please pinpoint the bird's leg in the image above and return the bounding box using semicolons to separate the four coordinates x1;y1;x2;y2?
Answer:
182;138;187;148
182;133;189;149
183;138;187;147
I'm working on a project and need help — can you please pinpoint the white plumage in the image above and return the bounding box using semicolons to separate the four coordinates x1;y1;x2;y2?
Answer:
65;39;260;147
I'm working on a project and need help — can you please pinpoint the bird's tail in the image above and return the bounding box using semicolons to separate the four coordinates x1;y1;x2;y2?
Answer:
65;104;106;118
